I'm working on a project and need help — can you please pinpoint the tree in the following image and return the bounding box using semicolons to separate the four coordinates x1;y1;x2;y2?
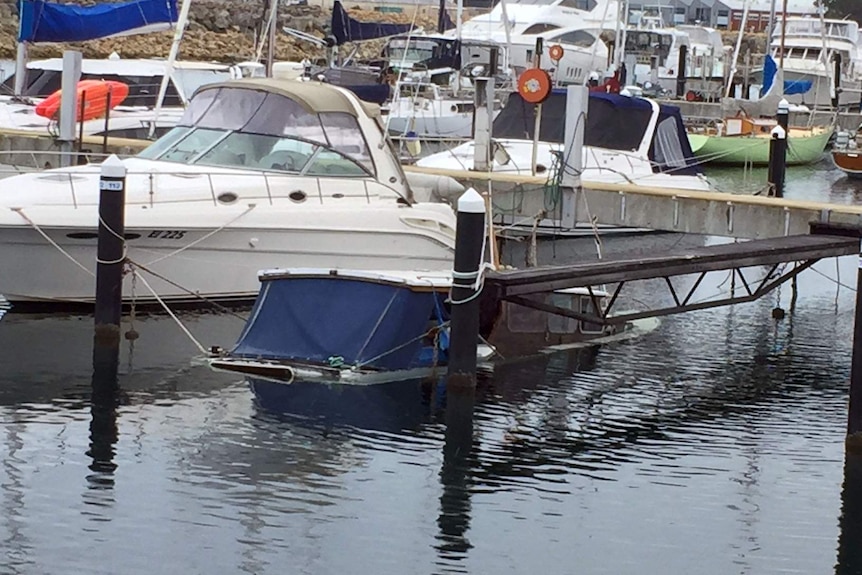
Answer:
823;0;862;22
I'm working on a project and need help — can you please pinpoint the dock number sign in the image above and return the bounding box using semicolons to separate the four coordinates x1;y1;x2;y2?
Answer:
99;180;124;191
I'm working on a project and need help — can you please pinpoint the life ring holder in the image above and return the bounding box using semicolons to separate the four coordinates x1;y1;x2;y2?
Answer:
517;68;553;104
548;44;564;62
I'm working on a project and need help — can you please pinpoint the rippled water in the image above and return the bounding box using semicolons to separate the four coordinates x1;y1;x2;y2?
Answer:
1;167;862;574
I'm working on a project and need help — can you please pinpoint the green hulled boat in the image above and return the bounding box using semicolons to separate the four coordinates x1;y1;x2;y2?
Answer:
687;120;833;166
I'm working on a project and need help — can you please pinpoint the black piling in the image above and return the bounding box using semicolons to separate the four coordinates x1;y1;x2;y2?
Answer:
447;188;486;388
675;44;688;99
94;154;127;347
767;125;787;197
777;98;789;131
848;251;862;449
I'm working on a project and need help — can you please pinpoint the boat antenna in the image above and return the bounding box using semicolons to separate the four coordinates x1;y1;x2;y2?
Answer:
149;0;193;139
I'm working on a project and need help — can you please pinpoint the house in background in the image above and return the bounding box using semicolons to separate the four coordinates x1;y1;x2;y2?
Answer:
629;0;817;30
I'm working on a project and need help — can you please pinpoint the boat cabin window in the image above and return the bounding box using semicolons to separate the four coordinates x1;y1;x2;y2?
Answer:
803;48;821;61
137;86;374;176
579;296;604;334
523;23;561;35
548;293;578;334
506;296;548;333
549;30;597;48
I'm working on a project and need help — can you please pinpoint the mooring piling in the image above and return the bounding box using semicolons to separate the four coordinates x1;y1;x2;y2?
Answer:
447;188;486;388
94;154;127;343
675;44;687;99
833;53;842;110
767;124;787;198
848;243;862;450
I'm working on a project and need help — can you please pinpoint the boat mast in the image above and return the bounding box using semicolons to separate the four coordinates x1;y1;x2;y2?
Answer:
765;0;777;48
779;0;788;70
266;0;278;77
148;0;193;139
725;0;750;98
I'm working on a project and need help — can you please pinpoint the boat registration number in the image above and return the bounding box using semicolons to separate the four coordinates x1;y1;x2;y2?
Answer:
148;230;187;239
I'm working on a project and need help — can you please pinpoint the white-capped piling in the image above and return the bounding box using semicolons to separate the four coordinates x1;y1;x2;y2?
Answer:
768;99;789;198
447;188;486;387
94;154;127;339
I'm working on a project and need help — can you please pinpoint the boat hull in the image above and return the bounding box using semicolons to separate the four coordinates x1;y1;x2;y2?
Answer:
832;150;862;177
0;204;456;304
687;127;833;166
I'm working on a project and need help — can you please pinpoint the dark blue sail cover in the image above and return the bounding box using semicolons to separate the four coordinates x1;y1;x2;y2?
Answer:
231;276;441;371
330;0;414;46
18;0;178;43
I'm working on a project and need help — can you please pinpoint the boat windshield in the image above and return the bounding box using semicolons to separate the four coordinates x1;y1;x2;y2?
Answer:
138;86;374;177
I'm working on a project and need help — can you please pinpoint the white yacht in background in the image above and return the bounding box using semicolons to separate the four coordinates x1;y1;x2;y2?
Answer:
0;56;232;140
769;16;862;108
0;79;458;305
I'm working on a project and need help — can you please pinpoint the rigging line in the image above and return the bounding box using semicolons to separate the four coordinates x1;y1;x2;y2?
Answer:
130;268;209;355
127;259;250;321
11;207;95;277
353;320;451;370
143;204;257;266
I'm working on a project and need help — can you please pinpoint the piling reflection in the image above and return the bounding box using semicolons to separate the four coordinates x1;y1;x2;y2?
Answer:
436;382;476;568
87;342;121;490
836;452;862;575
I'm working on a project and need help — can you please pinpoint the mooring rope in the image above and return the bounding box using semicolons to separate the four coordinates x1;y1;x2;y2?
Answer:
129;267;209;355
12;207;95;276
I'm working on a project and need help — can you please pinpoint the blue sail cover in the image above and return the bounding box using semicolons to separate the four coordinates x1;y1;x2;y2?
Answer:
760;54;813;96
231;277;440;372
18;0;178;43
330;0;414;46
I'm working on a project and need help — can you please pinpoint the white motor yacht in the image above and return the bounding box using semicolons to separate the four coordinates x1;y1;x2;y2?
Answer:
768;16;862;108
0;78;458;305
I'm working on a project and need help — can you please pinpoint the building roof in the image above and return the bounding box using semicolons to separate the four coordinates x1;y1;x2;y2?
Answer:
719;0;817;13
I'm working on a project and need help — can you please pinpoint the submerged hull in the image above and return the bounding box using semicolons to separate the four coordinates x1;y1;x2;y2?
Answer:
832;150;862;177
687;127;833;166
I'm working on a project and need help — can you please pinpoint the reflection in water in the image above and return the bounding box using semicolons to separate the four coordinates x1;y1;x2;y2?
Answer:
436;383;476;570
836;452;862;575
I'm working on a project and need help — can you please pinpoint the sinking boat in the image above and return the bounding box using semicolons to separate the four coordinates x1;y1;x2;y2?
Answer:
208;266;656;384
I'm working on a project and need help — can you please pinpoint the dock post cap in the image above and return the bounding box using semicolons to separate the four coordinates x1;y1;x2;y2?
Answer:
457;188;485;214
100;154;126;179
771;125;787;139
777;98;790;114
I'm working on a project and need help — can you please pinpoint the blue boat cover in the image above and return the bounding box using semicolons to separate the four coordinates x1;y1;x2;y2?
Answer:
18;0;178;43
761;54;813;96
330;0;414;46
344;83;391;105
231;277;441;372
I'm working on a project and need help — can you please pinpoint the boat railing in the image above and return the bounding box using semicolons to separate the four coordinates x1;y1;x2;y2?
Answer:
0;158;405;206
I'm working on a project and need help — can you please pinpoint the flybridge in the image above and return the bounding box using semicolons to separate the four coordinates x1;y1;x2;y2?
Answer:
17;0;179;44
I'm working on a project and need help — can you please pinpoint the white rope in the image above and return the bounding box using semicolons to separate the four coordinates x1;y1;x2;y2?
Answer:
144;204;256;265
12;207;95;277
130;268;209;354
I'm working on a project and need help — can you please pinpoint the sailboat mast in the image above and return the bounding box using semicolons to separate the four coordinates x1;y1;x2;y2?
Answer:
766;0;777;47
725;0;750;98
148;0;193;138
779;0;788;70
265;0;279;77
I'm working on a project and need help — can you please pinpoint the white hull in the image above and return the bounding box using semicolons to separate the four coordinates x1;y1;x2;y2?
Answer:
780;67;860;108
0;203;455;303
386;111;477;139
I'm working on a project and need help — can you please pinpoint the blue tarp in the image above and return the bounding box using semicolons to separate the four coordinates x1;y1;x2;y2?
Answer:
761;54;813;96
330;0;414;46
18;0;178;43
231;277;441;371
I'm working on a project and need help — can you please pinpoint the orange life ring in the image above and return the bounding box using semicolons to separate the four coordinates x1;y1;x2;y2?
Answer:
517;68;552;104
548;44;564;62
35;80;129;122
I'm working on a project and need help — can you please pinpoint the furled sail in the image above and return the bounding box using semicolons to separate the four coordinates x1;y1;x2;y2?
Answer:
330;0;414;46
18;0;178;43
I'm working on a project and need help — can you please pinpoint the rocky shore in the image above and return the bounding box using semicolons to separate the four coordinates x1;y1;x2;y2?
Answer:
0;0;439;63
0;0;769;64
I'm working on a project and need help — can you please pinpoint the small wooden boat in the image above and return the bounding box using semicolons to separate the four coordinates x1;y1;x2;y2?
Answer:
832;131;862;178
34;79;129;121
687;115;833;166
